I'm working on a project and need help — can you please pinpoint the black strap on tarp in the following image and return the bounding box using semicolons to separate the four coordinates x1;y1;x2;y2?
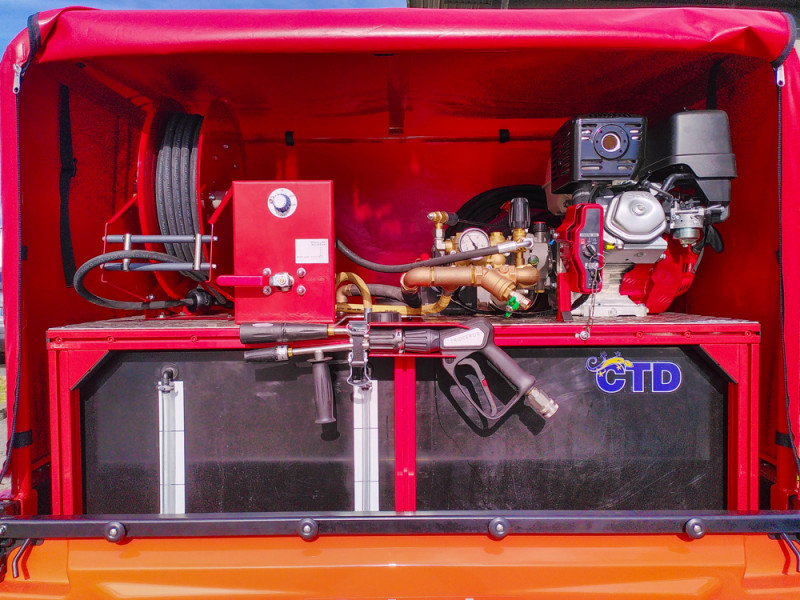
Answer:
776;431;794;449
58;85;77;287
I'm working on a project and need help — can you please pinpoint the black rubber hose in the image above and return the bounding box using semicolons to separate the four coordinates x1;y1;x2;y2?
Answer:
155;114;178;257
338;283;407;303
188;115;203;236
449;185;549;235
74;250;189;310
336;239;528;274
171;113;190;262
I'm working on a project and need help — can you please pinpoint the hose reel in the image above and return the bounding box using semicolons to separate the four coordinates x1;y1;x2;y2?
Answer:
74;101;242;311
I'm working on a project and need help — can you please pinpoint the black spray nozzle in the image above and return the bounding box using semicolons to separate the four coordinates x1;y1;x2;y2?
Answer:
243;346;288;362
509;197;530;230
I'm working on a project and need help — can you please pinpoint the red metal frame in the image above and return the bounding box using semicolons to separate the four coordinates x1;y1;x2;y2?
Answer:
47;315;759;515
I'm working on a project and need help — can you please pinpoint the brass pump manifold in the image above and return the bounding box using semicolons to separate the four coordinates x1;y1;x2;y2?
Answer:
401;264;539;302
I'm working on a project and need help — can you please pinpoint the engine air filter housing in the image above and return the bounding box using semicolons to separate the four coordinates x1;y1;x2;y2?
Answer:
551;114;647;194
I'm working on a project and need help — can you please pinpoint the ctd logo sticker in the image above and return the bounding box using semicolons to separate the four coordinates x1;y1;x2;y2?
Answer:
585;351;682;394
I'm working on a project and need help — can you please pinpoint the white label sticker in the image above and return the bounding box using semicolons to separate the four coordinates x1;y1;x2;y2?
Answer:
295;239;329;264
441;328;485;349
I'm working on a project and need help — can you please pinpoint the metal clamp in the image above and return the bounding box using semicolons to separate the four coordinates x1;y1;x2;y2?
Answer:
346;320;372;389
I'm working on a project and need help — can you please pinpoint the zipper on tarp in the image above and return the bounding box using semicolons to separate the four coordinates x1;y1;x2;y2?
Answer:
12;64;21;95
777;64;786;88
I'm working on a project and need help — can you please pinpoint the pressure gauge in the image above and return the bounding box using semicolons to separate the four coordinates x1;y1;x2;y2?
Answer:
458;228;491;252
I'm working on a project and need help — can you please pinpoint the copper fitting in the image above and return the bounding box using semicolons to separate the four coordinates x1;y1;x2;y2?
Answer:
512;228;527;267
401;265;539;302
427;211;455;225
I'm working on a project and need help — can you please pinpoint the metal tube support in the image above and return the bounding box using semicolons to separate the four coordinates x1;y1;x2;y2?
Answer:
102;262;212;272
105;234;216;244
192;234;203;271
122;233;132;272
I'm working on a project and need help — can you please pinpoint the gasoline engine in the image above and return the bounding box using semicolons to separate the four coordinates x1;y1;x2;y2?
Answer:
546;110;736;319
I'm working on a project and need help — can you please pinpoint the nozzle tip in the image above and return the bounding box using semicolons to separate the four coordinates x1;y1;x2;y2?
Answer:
525;387;559;419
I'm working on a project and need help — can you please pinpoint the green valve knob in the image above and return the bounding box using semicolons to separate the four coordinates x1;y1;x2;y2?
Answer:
529;256;539;266
504;296;521;318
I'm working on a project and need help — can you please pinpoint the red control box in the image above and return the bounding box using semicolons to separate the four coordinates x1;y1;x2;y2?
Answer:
220;181;335;324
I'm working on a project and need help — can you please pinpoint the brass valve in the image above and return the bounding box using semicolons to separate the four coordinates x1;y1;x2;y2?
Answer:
427;211;458;226
401;264;539;303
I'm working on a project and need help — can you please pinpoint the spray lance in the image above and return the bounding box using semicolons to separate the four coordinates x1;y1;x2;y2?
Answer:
241;318;558;424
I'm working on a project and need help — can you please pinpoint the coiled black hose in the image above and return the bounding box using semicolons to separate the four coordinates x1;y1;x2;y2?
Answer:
156;113;204;274
73;250;188;310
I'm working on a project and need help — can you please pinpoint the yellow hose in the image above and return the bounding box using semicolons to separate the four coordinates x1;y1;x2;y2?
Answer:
335;290;452;316
335;272;373;310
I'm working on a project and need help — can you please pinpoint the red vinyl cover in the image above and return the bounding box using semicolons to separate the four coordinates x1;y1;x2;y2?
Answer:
1;7;794;62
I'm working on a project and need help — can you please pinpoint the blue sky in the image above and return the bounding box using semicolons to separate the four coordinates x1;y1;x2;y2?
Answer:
1;0;406;49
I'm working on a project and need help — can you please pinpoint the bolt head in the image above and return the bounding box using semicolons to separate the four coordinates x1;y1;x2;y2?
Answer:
298;518;319;541
684;518;706;539
297;285;306;296
263;286;272;296
297;268;306;278
488;517;510;540
0;525;8;536
103;521;126;543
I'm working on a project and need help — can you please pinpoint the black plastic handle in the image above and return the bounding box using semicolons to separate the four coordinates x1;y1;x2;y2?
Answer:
310;356;335;424
481;341;537;396
240;322;329;344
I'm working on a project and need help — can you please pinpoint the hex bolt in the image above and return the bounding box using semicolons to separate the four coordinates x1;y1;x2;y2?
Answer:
488;516;510;540
297;268;307;278
103;521;127;543
684;518;707;540
297;518;319;541
297;285;306;296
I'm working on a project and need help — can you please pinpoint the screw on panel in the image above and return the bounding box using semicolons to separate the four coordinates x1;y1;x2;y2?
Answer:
297;268;306;278
103;521;127;543
488;517;510;540
298;518;319;541
297;285;306;296
263;287;272;296
0;525;7;536
684;518;706;539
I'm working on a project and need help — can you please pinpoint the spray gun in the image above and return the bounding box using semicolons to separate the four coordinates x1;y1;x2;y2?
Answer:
241;318;558;424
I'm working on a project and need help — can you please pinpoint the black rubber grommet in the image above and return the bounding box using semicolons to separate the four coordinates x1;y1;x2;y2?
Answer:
684;518;707;540
103;521;127;543
488;517;510;540
298;518;319;541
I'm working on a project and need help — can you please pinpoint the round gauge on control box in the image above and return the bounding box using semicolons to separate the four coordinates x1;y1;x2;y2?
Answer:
268;187;298;218
458;228;491;252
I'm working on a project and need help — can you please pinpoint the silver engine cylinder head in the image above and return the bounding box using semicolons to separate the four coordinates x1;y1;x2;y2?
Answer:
604;190;666;244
